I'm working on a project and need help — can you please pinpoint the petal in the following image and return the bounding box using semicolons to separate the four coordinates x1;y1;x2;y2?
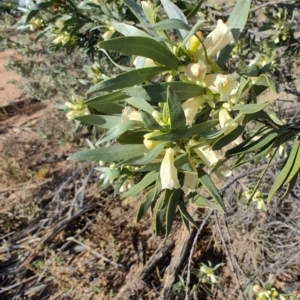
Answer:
160;148;181;190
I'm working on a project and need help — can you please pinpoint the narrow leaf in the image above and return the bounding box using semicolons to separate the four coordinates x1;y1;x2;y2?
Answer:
217;0;251;67
123;171;158;198
150;19;191;31
149;120;219;141
165;189;180;237
96;120;143;145
191;194;224;211
233;102;272;114
111;21;151;37
87;66;170;94
137;187;157;222
124;0;158;36
75;115;121;129
268;140;300;202
126;97;154;115
161;0;189;41
141;111;162;130
178;199;198;228
130;142;167;166
212;126;244;150
68;144;148;162
167;87;186;130
198;168;225;211
97;36;180;70
84;91;128;106
125;82;205;102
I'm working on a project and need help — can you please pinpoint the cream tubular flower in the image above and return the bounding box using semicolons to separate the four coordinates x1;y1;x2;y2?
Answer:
121;107;143;122
219;108;243;145
160;148;181;190
143;131;163;149
193;144;220;168
219;108;238;134
182;96;205;126
185;62;207;81
204;72;239;102
203;19;235;57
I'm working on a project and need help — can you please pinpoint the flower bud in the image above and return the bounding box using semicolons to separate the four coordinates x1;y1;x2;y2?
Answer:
143;132;163;149
185;62;207;81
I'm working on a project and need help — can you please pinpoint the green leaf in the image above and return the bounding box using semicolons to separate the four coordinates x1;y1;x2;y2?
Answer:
174;154;195;173
160;0;189;40
165;189;180;237
153;191;166;234
212;126;244;150
280;171;298;203
167;87;186;130
126;97;154;115
96;120;143;145
99;49;134;72
178;199;198;228
226;129;281;156
149;119;219;141
111;21;151;37
233;141;273;169
135;163;161;172
198;168;225;212
124;0;158;36
130;142;167;166
179;19;206;49
254;74;279;94
75;115;121;129
68;144;148;162
267;140;300;202
117;130;147;144
190;194;224;211
84;91;128;106
141;111;162;130
97;37;181;70
217;0;251;67
125;82;205;102
123;171;159;198
137;186;157;222
233;102;272;114
92;102;124;114
150;19;191;32
226;126;270;155
87;66;170;94
281;140;300;186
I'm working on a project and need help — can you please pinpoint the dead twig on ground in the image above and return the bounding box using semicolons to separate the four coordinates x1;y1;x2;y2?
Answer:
117;239;174;299
185;210;213;300
215;212;247;300
67;236;126;270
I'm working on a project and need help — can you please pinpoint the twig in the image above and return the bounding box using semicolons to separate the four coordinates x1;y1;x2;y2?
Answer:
185;211;213;300
0;275;38;293
117;239;174;299
58;220;90;253
68;164;95;218
66;237;126;270
214;212;247;300
159;205;198;300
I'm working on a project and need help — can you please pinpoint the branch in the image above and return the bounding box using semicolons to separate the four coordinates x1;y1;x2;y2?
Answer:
220;158;286;196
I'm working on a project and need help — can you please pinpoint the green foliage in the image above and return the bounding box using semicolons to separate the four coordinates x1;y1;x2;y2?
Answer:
8;0;300;237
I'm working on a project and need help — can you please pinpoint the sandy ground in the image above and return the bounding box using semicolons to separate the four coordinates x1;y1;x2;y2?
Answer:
0;49;23;106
